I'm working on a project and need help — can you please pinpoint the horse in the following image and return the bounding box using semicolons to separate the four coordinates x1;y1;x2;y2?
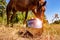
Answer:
6;0;46;26
36;0;46;22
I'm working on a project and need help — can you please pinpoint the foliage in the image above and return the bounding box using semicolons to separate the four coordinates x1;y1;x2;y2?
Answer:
53;20;60;24
43;14;48;23
0;0;7;17
0;0;7;24
12;11;35;24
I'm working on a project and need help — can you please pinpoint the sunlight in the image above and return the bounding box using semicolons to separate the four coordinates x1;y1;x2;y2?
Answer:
27;18;43;28
35;18;42;28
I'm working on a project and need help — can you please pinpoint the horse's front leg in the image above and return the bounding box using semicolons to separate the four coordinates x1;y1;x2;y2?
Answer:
10;9;16;27
23;10;28;27
40;6;45;23
32;9;40;18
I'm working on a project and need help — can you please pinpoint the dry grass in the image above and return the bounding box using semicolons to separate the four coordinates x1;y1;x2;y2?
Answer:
0;24;60;40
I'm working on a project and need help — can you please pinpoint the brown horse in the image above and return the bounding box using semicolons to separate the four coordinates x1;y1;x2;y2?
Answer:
6;0;46;26
36;0;46;22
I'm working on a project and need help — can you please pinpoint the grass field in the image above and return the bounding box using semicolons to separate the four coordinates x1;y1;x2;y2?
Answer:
0;24;60;40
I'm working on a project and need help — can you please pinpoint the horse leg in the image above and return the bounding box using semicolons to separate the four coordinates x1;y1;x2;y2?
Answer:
32;9;40;18
6;5;11;26
10;9;16;27
40;6;45;23
23;10;28;26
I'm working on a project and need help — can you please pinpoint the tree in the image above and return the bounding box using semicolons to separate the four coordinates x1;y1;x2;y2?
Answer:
0;0;7;24
0;0;7;17
53;20;60;24
43;14;48;23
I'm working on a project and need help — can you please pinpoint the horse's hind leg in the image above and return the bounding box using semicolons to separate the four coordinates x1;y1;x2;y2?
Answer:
6;5;11;26
10;9;16;27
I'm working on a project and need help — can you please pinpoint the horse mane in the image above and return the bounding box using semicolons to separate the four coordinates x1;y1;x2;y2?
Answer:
42;1;47;6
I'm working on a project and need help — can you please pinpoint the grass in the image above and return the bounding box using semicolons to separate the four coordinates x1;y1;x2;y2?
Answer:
0;23;60;40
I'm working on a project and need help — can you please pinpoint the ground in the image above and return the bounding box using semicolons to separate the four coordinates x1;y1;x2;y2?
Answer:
0;24;60;40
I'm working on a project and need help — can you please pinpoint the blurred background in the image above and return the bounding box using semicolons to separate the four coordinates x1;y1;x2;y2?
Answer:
0;0;60;24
